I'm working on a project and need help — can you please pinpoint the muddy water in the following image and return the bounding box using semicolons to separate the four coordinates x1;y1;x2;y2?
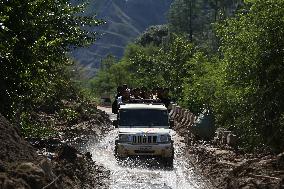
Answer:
86;107;212;189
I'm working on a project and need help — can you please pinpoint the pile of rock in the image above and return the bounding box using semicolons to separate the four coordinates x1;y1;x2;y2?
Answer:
187;142;284;188
0;113;110;189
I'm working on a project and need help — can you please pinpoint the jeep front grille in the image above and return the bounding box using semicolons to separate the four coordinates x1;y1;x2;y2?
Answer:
132;135;157;144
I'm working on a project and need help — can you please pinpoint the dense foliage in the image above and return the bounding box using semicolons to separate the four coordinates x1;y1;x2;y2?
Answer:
168;0;243;50
91;0;284;152
0;0;102;134
213;0;284;150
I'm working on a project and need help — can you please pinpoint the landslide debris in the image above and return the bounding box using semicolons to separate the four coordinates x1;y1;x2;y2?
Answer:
0;109;110;189
173;113;284;189
186;140;284;189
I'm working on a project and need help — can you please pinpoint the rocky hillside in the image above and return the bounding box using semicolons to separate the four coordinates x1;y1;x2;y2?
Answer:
72;0;172;75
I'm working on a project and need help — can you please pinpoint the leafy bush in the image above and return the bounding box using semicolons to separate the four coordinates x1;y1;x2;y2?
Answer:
20;112;56;138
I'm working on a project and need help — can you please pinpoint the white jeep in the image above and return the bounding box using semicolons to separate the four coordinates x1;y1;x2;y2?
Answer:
113;103;174;166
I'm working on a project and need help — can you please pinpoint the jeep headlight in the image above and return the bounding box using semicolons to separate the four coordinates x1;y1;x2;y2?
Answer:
119;134;129;142
160;135;168;143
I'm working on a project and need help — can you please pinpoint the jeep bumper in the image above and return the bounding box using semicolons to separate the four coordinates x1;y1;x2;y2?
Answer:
115;143;174;158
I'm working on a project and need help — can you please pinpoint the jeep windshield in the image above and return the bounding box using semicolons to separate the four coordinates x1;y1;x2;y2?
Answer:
119;109;169;128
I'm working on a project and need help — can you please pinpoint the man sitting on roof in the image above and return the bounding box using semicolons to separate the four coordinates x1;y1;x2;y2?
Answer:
117;88;130;104
160;88;171;109
130;88;143;102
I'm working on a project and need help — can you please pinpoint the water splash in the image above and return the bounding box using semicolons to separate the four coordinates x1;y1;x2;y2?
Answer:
86;129;211;189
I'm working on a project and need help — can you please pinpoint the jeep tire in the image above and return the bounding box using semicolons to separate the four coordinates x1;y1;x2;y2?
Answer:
163;157;174;167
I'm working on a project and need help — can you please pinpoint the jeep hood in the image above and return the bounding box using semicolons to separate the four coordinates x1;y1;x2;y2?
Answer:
118;128;171;135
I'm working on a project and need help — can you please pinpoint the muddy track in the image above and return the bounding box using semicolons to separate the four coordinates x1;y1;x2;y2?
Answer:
86;107;213;189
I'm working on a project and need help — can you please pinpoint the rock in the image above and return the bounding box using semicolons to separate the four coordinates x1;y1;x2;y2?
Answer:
0;160;5;172
221;131;231;144
39;159;55;179
57;145;78;162
0;114;37;163
0;173;31;189
276;152;284;169
227;133;237;147
14;162;46;189
16;162;45;177
277;152;284;162
85;152;92;160
213;136;220;144
214;150;231;156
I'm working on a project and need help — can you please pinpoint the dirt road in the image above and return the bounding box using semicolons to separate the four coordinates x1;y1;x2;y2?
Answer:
86;107;213;189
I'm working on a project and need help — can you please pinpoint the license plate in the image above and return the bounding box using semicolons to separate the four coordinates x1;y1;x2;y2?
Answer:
139;146;152;151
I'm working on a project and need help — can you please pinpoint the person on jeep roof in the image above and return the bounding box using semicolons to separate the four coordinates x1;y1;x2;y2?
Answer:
151;87;158;100
122;84;128;91
112;86;124;114
121;89;131;102
160;88;171;109
117;88;131;105
112;85;172;113
157;87;164;100
115;86;123;99
140;86;152;99
130;88;142;101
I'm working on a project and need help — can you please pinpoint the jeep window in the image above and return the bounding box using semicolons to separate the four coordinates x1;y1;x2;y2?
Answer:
119;109;169;128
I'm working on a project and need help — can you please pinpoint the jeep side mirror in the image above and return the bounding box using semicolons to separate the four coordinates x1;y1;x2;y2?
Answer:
169;120;174;129
113;120;118;128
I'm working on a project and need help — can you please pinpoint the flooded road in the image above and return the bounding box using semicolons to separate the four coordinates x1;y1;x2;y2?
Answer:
86;107;212;189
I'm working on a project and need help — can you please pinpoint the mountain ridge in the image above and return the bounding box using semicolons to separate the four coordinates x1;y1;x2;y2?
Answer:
72;0;172;75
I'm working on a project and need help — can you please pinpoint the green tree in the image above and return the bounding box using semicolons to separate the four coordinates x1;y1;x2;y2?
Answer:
168;0;196;41
182;53;221;113
0;0;103;118
120;34;195;100
215;0;284;150
89;54;131;97
136;25;169;47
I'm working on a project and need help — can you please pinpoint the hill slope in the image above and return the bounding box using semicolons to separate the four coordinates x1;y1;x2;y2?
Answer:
72;0;172;75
